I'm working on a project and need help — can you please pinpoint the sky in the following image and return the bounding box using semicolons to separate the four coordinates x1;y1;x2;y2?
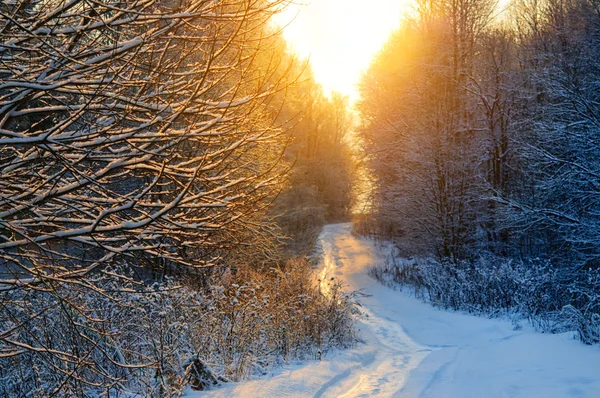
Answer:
273;0;512;103
273;0;412;102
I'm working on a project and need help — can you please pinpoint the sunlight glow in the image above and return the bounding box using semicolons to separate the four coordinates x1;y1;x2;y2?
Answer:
275;0;513;102
274;0;412;101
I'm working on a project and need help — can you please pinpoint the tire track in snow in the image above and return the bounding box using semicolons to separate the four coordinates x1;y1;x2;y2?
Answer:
196;223;600;398
315;224;433;397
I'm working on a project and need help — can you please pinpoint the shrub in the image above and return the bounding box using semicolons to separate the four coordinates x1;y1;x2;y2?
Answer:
369;245;600;345
0;259;357;396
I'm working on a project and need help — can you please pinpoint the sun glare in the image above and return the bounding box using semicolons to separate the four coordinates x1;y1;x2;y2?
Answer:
274;0;412;101
275;0;513;102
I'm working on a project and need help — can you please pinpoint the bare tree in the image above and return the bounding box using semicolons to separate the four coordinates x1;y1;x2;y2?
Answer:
358;0;497;259
0;0;294;281
507;0;600;267
0;0;294;394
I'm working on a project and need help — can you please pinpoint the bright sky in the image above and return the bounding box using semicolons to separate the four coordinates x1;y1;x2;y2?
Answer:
274;0;512;102
274;0;412;101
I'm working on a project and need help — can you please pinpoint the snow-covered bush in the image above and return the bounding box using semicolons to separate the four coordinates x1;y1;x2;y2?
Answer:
0;259;357;396
369;248;600;345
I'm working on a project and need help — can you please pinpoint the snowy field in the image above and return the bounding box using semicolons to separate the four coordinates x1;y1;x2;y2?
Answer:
194;223;600;397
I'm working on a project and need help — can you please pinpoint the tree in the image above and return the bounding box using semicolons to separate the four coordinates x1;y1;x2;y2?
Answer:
272;62;356;253
358;0;497;259
507;0;600;267
0;0;294;393
0;0;294;280
356;0;600;344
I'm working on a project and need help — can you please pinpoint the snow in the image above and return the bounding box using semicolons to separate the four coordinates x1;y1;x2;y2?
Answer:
193;223;600;397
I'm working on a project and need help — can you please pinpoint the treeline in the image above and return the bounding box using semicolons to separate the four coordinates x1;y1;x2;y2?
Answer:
275;78;355;253
0;0;354;395
357;0;600;343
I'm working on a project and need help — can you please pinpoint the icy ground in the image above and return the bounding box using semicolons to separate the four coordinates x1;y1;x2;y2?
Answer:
194;223;600;397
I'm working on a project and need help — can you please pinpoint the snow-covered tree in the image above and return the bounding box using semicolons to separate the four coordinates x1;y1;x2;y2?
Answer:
0;0;292;279
0;0;298;393
357;0;497;259
508;0;600;267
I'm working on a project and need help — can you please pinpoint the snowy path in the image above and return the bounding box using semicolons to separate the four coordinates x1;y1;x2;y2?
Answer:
195;223;600;397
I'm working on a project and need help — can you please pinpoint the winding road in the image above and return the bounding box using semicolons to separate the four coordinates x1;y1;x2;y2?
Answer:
198;223;600;398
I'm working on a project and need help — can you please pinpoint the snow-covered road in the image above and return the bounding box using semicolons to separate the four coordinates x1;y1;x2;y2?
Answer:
197;223;600;397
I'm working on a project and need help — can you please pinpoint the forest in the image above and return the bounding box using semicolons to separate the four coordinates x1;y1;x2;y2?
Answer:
0;1;355;395
358;0;600;346
0;0;599;396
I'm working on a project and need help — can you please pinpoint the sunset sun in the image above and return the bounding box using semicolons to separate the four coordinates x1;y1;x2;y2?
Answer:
274;0;413;100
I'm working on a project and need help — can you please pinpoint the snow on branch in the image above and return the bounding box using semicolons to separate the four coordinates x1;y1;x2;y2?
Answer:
0;0;295;391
